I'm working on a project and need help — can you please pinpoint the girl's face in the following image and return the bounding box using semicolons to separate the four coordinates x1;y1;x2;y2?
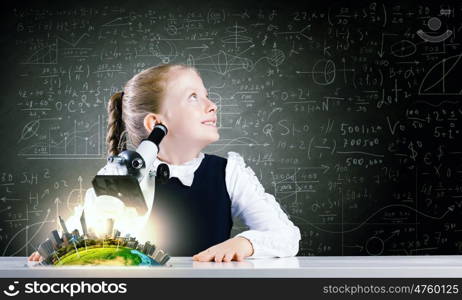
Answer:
159;68;219;147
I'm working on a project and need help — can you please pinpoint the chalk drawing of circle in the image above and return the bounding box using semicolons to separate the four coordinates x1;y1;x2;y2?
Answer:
428;17;442;31
242;58;254;71
365;236;384;255
312;59;336;85
390;40;416;58
207;9;225;24
166;24;178;35
217;50;229;74
268;49;285;67
156;40;177;61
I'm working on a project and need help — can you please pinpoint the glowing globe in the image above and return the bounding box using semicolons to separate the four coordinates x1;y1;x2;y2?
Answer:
54;247;159;266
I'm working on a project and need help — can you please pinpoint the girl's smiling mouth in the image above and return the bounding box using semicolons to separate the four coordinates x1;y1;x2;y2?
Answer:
201;118;217;127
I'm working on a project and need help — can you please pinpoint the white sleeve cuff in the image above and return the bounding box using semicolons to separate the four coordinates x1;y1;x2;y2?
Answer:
236;229;300;258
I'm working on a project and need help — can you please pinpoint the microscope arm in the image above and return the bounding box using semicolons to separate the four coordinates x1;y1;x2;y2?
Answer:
91;124;168;215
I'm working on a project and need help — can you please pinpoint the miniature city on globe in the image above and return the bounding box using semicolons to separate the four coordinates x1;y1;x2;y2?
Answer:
35;211;170;266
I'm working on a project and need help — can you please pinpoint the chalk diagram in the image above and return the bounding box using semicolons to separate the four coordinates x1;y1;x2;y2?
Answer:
241;45;287;70
2;208;54;256
17;118;60;143
417;15;453;43
274;25;312;41
390;40;417;58
22;43;58;65
293;203;455;234
21;33;91;65
2;174;87;256
187;51;253;75
187;23;287;74
61;177;86;210
206;8;226;24
311;59;336;85
136;40;179;64
419;53;462;95
18;115;105;158
266;48;285;67
296;59;354;86
292;202;455;255
221;23;253;48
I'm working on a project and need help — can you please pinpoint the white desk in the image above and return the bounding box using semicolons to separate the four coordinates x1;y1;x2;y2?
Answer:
1;256;462;277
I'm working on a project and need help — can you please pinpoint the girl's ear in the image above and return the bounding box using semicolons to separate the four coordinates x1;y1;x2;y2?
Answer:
143;113;163;132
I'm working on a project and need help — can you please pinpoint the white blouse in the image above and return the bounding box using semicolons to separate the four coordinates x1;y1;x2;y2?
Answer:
94;151;301;258
151;151;301;258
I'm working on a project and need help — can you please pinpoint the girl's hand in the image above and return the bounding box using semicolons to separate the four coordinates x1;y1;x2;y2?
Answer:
28;251;43;262
192;237;254;262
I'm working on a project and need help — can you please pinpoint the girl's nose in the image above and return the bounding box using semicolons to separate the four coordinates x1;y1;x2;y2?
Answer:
206;97;217;113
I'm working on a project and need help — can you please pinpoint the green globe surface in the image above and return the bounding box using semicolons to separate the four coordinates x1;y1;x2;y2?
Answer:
54;246;158;266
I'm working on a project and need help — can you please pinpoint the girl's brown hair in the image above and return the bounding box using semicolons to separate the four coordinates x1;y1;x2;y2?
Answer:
105;63;195;156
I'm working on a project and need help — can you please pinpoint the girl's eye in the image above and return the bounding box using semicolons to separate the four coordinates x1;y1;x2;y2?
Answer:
189;93;198;101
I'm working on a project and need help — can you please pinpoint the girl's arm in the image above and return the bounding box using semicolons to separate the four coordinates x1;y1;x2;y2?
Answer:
226;151;301;258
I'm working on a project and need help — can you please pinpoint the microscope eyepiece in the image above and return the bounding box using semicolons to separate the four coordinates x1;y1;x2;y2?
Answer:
144;123;168;147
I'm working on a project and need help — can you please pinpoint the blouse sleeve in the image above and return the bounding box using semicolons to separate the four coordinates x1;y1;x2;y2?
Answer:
225;151;301;258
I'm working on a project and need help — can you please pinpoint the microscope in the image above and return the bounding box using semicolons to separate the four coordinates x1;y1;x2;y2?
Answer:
91;124;169;215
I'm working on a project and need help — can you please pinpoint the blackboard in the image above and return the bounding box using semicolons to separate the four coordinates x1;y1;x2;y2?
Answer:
1;0;462;256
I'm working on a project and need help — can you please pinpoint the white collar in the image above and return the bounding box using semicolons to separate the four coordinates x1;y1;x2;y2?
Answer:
150;152;205;186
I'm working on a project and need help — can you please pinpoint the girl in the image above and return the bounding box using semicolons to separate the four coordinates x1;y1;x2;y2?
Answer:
30;64;300;262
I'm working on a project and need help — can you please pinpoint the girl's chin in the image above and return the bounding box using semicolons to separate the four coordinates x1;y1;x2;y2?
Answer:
204;132;220;144
209;132;220;142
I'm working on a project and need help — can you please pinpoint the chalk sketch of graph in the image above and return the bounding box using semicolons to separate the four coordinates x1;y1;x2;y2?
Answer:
18;115;105;159
221;23;253;48
187;51;253;75
135;40;179;64
292;202;454;236
419;53;462;95
22;43;58;64
22;34;91;65
17;118;62;143
2;208;53;256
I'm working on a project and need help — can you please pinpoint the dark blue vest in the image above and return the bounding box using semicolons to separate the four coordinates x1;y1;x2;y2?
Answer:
147;154;233;256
